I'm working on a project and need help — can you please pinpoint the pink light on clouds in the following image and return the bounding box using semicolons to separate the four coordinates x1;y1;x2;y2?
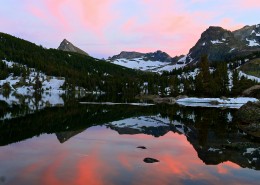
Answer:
4;0;259;58
117;0;215;56
238;0;260;8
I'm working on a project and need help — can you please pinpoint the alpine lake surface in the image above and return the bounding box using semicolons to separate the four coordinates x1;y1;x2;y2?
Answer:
0;93;259;185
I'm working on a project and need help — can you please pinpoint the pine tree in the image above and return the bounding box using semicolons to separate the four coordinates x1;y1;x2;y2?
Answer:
195;73;204;96
231;69;239;95
34;73;42;92
214;62;229;96
197;55;211;96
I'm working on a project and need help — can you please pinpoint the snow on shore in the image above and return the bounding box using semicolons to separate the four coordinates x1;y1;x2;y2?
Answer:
177;97;259;109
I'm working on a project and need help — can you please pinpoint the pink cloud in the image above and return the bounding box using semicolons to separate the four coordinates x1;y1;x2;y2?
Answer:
237;0;260;8
23;0;260;58
118;1;214;56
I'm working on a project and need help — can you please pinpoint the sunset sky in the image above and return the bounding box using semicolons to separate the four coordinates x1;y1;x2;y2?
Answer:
0;0;259;58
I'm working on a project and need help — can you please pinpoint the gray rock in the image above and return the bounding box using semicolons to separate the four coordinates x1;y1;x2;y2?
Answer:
236;101;260;138
58;39;89;56
210;100;220;105
153;97;176;104
242;85;260;99
220;96;229;101
176;95;188;100
109;50;173;63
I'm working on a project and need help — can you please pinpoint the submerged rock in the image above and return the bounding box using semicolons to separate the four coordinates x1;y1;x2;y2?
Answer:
137;146;147;149
144;158;159;163
210;100;220;105
237;101;260;138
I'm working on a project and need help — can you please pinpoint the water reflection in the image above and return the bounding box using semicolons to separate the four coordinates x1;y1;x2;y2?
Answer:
0;95;259;185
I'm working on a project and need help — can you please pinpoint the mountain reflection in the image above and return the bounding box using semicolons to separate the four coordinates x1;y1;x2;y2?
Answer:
0;98;259;172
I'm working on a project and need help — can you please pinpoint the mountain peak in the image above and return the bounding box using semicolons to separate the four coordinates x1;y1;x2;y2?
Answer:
186;24;260;64
61;38;69;43
58;39;89;56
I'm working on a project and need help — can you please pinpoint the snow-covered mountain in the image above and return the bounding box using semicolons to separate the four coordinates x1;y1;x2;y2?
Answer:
108;23;260;72
107;50;185;73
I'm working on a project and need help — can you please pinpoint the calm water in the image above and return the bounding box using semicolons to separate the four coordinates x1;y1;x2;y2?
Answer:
0;95;259;185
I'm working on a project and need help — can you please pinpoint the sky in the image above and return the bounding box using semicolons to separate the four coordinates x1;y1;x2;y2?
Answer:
0;0;259;58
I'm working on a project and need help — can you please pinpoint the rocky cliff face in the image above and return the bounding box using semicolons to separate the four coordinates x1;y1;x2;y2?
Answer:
233;24;260;45
186;24;260;64
58;39;89;56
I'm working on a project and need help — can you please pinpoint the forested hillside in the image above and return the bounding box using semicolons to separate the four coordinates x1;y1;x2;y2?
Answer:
0;32;259;98
0;32;151;94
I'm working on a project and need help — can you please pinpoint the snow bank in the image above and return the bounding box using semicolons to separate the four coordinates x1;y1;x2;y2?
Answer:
111;57;186;73
79;102;155;106
239;71;260;83
177;97;259;109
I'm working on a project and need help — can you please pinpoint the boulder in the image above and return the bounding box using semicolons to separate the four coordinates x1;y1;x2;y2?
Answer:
242;85;260;99
220;96;229;101
236;101;260;138
175;95;188;100
210;100;220;105
143;158;159;163
153;97;176;104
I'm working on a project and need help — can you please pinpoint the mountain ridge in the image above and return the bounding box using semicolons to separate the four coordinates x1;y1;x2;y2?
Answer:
186;23;260;64
108;23;260;71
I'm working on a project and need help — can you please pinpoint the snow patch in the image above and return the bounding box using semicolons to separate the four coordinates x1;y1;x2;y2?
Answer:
239;71;260;83
229;48;236;53
79;102;155;106
243;148;258;155
211;40;223;44
176;97;259;109
208;148;221;152
246;38;260;47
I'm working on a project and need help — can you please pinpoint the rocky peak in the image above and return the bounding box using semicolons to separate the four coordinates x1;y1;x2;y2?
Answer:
185;24;260;64
201;26;233;40
109;51;144;60
186;26;237;64
58;39;89;56
144;50;172;63
109;50;173;63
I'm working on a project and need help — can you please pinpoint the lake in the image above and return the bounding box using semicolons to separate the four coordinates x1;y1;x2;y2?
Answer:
0;94;259;185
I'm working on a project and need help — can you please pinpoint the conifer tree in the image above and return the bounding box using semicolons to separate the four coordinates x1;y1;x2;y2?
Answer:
231;69;239;95
196;55;211;96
